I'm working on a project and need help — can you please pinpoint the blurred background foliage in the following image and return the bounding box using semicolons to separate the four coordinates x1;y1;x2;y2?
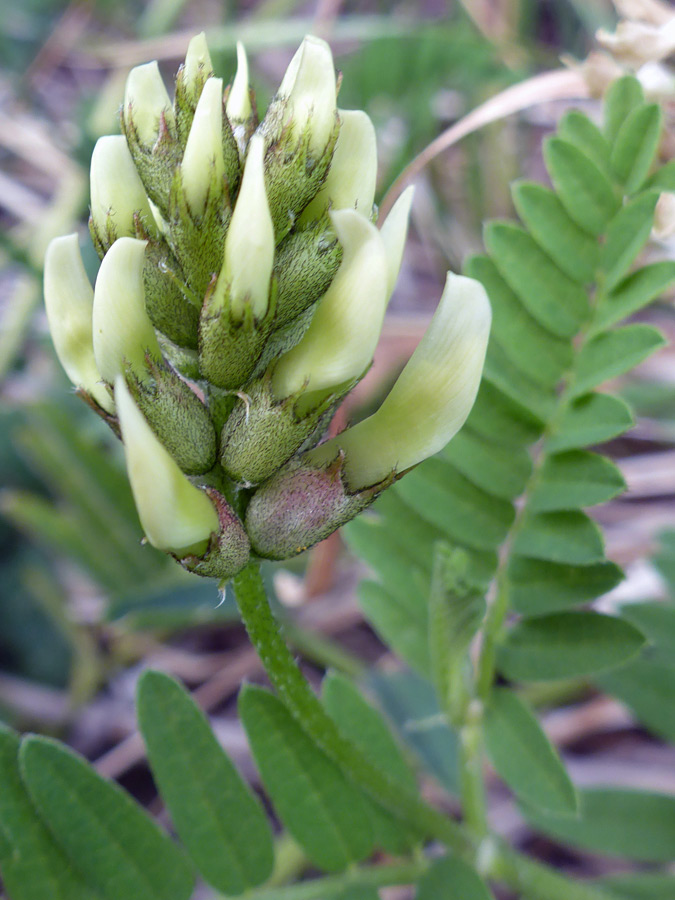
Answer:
2;0;674;732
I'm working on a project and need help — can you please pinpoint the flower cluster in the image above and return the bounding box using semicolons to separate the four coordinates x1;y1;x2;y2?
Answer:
44;33;491;580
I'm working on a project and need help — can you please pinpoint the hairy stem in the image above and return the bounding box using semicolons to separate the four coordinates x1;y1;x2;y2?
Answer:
232;560;472;856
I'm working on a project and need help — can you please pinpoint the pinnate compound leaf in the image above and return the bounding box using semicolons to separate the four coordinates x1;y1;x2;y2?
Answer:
239;685;374;872
529;450;626;511
571;325;665;398
483;340;556;422
136;670;273;895
544;137;620;236
548;392;633;451
511;181;599;283
513;510;604;565
322;672;417;854
465;254;573;386
416;856;494;900
497;611;645;681
522;788;675;862
610;104;663;195
604;76;645;145
19;736;194;900
557;109;611;177
600;191;658;291
485;221;589;336
508;557;623;616
595;261;675;331
484;688;577;814
0;727;97;900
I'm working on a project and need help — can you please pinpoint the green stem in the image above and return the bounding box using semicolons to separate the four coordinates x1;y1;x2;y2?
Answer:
491;844;616;900
232;561;472;857
458;709;488;839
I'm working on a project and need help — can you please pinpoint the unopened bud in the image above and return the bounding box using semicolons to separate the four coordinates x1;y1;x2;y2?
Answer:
379;186;414;301
90;136;153;251
309;273;491;489
181;77;225;215
227;42;253;155
301;110;377;222
217;133;274;321
123;61;175;146
44;235;113;413
115;376;218;556
182;32;214;102
92;236;162;383
271;209;388;399
276;35;337;160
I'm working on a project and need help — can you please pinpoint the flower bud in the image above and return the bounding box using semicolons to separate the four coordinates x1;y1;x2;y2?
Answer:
115;376;218;556
275;35;337;160
216;133;274;321
227;41;254;157
301;109;377;222
90;136;154;252
379;186;414;301
310;272;492;489
271;209;389;400
123;61;175;147
92;236;162;383
180;77;225;215
182;32;214;103
44;235;113;413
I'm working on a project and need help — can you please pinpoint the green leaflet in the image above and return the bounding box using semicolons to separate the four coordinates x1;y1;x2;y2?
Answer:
529;450;626;511
415;857;494;900
322;672;417;854
620;600;675;653
357;580;429;675
595;261;675;331
523;787;675;862
484;221;589;337
600;191;658;292
548;392;633;451
136;670;274;895
0;728;97;900
511;180;599;283
646;157;675;191
543;137;620;236
512;510;605;565
466;380;543;447
557;109;611;178
497;611;645;681
395;458;515;552
571;324;666;398
336;889;381;900
239;685;374;872
484;688;577;815
597;873;675;899
369;670;460;794
19;737;194;900
508;557;624;616
595;656;675;743
483;339;556;422
441;426;532;500
604;76;645;145
610;103;663;195
465;254;573;386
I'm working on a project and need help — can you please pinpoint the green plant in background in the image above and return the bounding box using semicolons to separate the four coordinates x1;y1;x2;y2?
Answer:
2;27;675;900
